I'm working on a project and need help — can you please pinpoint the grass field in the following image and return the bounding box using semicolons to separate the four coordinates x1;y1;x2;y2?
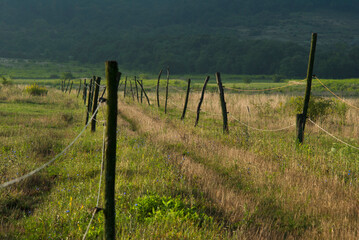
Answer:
1;73;359;239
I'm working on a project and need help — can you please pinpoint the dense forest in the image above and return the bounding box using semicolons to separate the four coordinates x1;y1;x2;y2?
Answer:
0;0;359;78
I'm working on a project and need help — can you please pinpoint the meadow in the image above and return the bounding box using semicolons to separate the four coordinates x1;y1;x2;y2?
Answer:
0;73;359;239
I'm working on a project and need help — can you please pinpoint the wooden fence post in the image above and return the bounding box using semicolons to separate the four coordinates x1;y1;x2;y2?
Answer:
83;79;87;105
129;80;135;101
77;79;82;97
124;77;127;98
65;79;71;93
215;72;229;134
140;80;143;103
156;69;163;108
69;81;73;94
195;76;210;127
104;61;118;240
134;76;139;102
85;77;94;124
297;33;317;144
137;80;151;106
165;67;170;114
91;77;101;132
181;79;191;120
61;80;64;92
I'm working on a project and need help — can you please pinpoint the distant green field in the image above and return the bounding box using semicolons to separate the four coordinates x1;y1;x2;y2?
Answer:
1;59;358;96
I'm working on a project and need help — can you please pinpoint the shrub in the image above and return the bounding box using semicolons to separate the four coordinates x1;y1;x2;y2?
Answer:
1;76;13;85
243;78;252;84
287;96;347;121
272;74;285;83
25;83;48;96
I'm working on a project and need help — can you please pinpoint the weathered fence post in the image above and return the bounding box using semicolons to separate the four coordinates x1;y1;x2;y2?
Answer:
156;69;163;108
165;67;170;114
137;80;151;106
65;79;71;93
181;78;191;120
124;77;127;98
104;61;118;240
134;76;139;102
61;80;64;92
77;79;82;97
91;77;101;132
129;80;135;101
69;81;73;94
297;33;317;144
85;77;94;124
215;72;229;134
83;79;87;105
140;80;143;103
195;76;210;127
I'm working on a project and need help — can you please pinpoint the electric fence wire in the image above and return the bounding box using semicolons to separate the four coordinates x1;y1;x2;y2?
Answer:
82;104;107;240
314;76;359;111
231;116;296;132
0;104;102;189
308;118;359;151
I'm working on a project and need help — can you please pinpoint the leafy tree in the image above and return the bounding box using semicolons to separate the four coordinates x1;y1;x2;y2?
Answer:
61;72;73;80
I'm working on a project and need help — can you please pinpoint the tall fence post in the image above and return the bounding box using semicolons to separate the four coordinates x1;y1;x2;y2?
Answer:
297;33;317;144
140;80;143;103
83;79;87;105
86;77;94;124
165;67;170;114
195;76;210;127
77;79;82;97
129;80;135;101
91;77;101;132
104;61;118;240
65;79;71;93
137;79;151;106
181;78;191;120
124;77;127;98
69;81;73;94
134;76;139;102
215;72;229;134
156;69;163;108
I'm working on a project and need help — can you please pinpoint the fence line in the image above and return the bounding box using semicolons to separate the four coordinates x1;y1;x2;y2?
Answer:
224;79;305;92
314;76;359;111
0;104;102;189
308;119;359;150
82;115;107;240
168;99;295;132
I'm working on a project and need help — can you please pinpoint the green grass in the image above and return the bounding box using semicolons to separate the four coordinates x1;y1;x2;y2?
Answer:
0;85;228;239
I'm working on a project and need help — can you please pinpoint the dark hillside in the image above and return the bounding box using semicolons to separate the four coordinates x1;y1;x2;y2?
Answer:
0;0;359;77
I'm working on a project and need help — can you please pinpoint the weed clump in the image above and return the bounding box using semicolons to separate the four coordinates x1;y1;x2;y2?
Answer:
25;83;48;96
130;194;212;226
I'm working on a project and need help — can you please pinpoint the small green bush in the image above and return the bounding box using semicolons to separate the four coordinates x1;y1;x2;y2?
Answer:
272;74;285;83
25;83;48;96
287;96;348;121
130;194;212;225
1;76;13;85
